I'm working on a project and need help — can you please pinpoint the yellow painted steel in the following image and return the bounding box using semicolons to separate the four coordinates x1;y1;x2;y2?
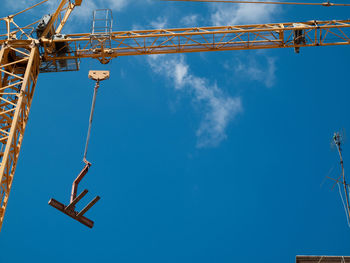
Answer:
0;42;40;230
38;20;350;64
41;0;81;38
55;2;76;35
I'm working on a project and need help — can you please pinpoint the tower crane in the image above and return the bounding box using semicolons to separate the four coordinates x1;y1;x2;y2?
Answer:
0;0;349;231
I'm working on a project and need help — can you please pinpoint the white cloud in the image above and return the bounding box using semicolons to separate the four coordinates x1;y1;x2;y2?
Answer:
233;55;276;88
3;0;49;16
149;55;188;89
1;0;131;32
43;0;129;14
44;0;61;13
148;55;242;148
69;1;98;23
4;0;37;12
150;17;168;29
208;1;278;88
105;0;128;11
180;14;199;26
193;78;242;148
146;15;242;148
42;0;128;33
210;2;278;26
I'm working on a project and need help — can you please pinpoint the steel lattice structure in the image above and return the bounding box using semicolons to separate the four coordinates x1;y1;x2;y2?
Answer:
0;41;40;230
40;20;350;64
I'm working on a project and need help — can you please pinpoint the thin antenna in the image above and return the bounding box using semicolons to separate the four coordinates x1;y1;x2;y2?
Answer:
162;0;350;6
329;131;350;228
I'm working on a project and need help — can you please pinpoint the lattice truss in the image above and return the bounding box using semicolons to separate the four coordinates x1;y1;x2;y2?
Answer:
50;0;82;35
40;19;350;64
0;42;39;229
0;16;37;42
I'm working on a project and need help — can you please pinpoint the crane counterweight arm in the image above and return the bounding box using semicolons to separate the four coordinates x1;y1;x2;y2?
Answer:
38;19;350;66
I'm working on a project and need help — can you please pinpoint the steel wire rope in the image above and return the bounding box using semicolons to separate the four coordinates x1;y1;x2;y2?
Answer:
83;80;100;164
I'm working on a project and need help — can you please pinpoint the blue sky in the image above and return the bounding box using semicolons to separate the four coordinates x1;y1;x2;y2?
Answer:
0;0;349;262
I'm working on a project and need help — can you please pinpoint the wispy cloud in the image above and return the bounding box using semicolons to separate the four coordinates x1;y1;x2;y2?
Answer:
3;0;47;17
231;55;277;88
150;17;168;29
180;14;200;27
105;0;128;11
68;1;98;24
4;0;36;12
45;0;130;33
194;79;242;148
148;55;242;148
133;16;168;31
210;1;278;26
2;0;130;32
208;1;278;88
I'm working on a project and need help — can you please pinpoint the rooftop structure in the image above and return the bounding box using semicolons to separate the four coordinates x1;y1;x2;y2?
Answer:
297;256;350;263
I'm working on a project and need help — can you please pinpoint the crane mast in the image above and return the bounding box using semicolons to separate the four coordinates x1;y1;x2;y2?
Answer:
0;0;349;231
0;41;40;230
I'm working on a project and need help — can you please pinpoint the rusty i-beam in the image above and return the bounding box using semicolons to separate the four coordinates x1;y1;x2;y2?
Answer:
48;70;109;228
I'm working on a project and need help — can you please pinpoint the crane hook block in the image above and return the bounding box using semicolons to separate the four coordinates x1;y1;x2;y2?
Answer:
48;163;100;228
88;70;110;81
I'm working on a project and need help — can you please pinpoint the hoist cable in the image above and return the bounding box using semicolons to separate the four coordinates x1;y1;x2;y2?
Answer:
83;81;99;164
